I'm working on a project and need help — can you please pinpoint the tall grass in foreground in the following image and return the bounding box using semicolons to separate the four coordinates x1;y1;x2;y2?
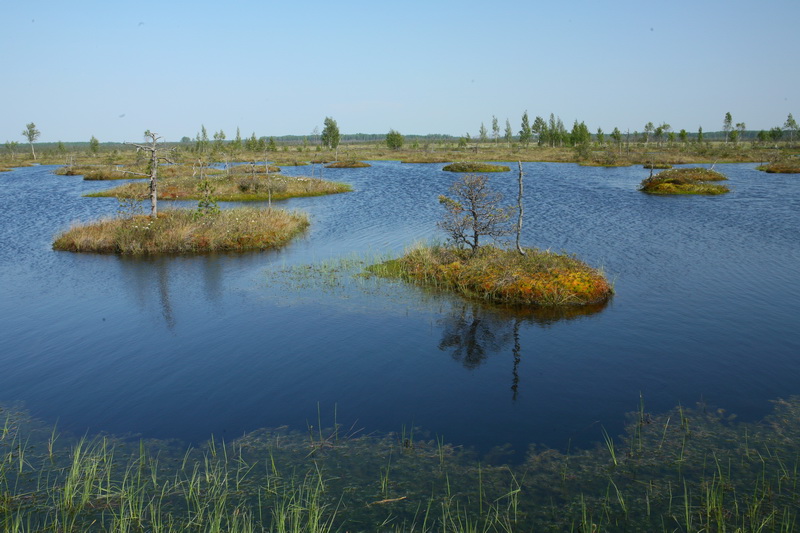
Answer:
53;207;309;254
2;397;800;531
369;244;613;306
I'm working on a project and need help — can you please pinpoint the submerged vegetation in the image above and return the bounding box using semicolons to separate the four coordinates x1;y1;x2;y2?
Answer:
2;396;800;531
86;173;351;202
640;167;730;195
370;244;613;306
52;207;309;254
442;162;510;172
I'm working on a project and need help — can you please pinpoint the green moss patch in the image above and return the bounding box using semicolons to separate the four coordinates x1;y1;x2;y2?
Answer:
368;244;613;306
442;162;510;172
640;167;730;195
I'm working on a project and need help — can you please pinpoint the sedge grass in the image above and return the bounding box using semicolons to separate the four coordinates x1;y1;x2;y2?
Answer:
3;397;800;531
368;244;613;307
52;207;309;255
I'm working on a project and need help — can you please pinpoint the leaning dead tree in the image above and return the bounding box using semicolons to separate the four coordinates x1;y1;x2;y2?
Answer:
124;131;173;218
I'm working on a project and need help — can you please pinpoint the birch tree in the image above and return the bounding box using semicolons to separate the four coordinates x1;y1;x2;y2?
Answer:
22;123;40;160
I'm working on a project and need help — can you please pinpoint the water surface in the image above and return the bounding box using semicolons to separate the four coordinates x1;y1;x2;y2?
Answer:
1;161;798;455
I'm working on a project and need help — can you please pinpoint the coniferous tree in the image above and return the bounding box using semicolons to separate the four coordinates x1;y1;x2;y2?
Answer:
519;111;532;146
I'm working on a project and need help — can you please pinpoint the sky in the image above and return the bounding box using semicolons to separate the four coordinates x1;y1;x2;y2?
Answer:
3;0;798;143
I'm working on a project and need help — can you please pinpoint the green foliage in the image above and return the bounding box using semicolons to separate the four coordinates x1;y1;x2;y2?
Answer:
321;117;340;150
785;113;798;142
723;111;733;141
22;122;40;159
570;120;591;146
519;110;532;146
504;118;513;145
385;129;404;149
88;136;99;155
194;179;220;219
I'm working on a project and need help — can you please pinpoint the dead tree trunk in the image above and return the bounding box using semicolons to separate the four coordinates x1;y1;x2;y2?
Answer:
125;131;169;219
516;161;525;256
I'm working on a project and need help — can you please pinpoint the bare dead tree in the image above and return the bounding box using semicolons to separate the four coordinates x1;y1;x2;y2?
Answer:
516;161;525;256
124;131;173;218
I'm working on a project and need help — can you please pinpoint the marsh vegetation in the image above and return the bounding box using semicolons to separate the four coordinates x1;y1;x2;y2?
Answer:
370;244;612;306
442;162;510;172
2;396;800;532
86;173;351;202
53;208;309;254
640;167;730;195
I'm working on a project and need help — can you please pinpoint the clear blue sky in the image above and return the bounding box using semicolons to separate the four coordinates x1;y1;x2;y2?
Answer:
3;0;798;142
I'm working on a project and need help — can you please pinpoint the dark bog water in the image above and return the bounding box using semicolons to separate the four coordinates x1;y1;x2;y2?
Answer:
1;161;798;456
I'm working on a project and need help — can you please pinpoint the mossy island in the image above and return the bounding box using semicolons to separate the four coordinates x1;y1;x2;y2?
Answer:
442;162;510;173
368;172;612;307
639;167;730;195
324;160;371;168
86;173;351;202
53;207;308;255
642;163;673;169
370;244;613;307
756;160;800;173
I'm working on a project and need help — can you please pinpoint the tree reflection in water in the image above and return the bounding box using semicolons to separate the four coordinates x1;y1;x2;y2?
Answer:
437;300;609;399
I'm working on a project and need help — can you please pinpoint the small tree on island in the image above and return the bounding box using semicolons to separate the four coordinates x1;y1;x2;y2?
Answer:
438;174;513;253
386;129;404;149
